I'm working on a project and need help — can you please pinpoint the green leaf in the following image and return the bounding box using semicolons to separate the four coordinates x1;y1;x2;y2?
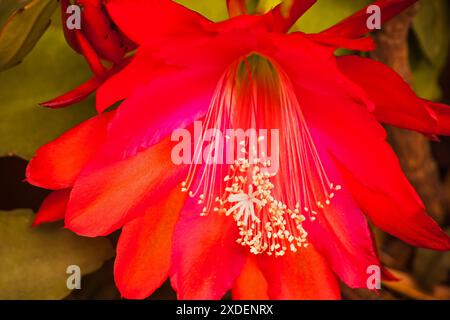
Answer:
0;0;58;70
0;12;96;160
410;53;445;101
413;0;449;64
411;0;449;100
175;0;229;22
293;0;371;33
0;209;114;300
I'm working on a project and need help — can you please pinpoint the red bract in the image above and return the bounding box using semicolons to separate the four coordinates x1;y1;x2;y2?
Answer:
27;0;450;299
41;0;135;108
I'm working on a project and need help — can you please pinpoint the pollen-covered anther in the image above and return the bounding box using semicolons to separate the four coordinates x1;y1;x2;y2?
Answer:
210;158;311;256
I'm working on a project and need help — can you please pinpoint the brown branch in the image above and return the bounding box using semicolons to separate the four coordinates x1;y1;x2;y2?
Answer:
370;3;449;291
372;3;446;226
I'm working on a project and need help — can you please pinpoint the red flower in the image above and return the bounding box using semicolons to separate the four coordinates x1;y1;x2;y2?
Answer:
41;0;135;108
27;0;450;299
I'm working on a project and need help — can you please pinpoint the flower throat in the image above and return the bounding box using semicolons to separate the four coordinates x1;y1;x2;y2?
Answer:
181;55;340;256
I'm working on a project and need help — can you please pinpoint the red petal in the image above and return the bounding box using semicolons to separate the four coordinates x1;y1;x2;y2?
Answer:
106;68;217;158
276;36;448;256
257;248;341;300
305;33;376;51
41;59;128;109
337;55;441;134
61;0;81;53
26;112;114;190
74;30;106;76
232;256;269;300
296;85;450;251
426;101;450;136
33;189;71;226
337;162;450;251
96;49;177;113
301;142;380;289
268;33;375;113
105;0;210;46
78;0;127;64
322;0;418;38
40;76;102;108
170;198;246;300
65;137;187;236
114;189;185;299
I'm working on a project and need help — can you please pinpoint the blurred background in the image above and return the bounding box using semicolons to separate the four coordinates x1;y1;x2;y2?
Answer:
0;0;449;300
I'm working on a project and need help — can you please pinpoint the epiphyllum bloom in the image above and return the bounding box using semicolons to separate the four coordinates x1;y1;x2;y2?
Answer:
27;0;450;299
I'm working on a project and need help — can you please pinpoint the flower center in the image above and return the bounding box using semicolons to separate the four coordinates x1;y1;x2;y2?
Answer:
181;55;340;256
